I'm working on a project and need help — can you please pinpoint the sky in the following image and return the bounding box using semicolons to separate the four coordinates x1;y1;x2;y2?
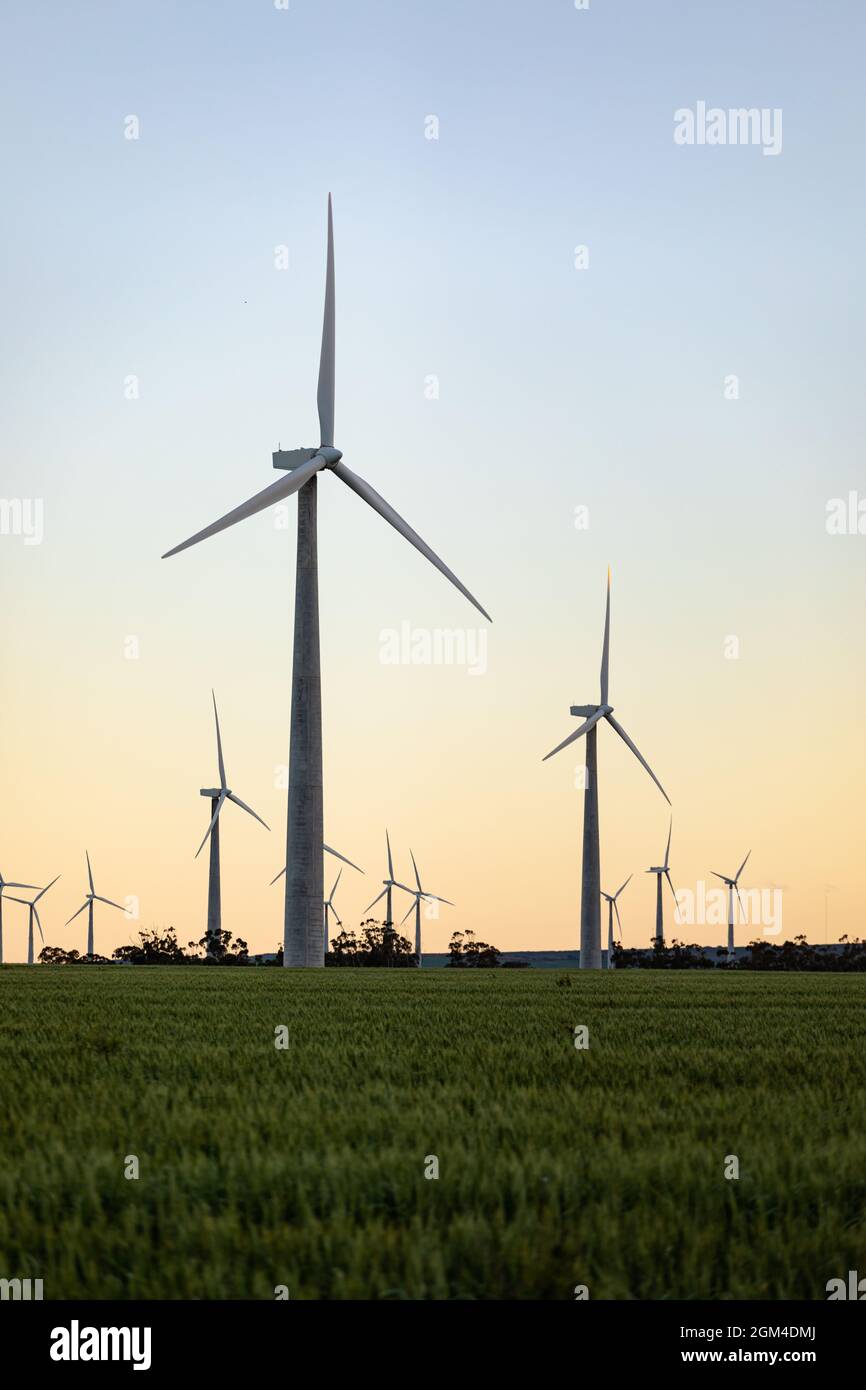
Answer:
1;0;864;960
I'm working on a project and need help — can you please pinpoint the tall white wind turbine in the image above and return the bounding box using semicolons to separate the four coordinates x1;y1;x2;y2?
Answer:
711;850;751;955
323;870;343;953
8;875;60;963
543;571;669;968
196;692;269;954
163;196;490;968
600;873;631;970
65;853;124;958
0;868;38;965
646;818;677;947
398;849;453;965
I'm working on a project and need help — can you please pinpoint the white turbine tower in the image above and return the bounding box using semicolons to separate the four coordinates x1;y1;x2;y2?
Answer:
65;853;124;958
711;850;751;955
0;868;38;964
600;873;631;970
544;571;669;968
398;850;453;965
8;875;60;963
646;818;677;947
197;692;269;954
163;196;490;969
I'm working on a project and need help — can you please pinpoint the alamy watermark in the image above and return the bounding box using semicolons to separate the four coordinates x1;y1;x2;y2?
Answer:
674;880;783;936
0;498;43;545
379;621;487;676
674;101;782;157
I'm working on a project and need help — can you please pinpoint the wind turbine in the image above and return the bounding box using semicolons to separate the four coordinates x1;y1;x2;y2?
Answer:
363;831;413;934
65;853;125;957
646;818;677;946
8;876;60;963
600;873;631;970
711;850;751;955
0;869;38;965
323;870;343;953
398;849;453;965
197;692;269;955
543;571;669;968
163;195;491;968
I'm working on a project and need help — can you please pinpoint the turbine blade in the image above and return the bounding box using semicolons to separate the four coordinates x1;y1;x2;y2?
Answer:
317;194;336;447
710;871;728;882
400;901;415;926
391;881;415;895
95;896;125;912
3;882;39;890
270;866;286;886
736;849;751;882
35;874;61;903
542;707;605;762
226;791;270;832
410;849;422;893
385;829;394;881
735;885;746;921
665;870;678;905
423;894;454;906
600;567;611;704
195;791;226;858
332;461;491;623
362;888;387;914
614;873;632;899
328;869;343;902
323;843;364;873
162;454;323;559
614;901;623;940
212;691;227;788
605;714;670;804
664;816;672;870
33;905;44;944
86;851;94;895
64;900;89;926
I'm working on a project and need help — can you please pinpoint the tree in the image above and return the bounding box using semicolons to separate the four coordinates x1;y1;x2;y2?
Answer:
447;929;501;968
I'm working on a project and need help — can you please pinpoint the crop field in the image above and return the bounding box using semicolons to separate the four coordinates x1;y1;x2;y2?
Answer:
1;967;865;1300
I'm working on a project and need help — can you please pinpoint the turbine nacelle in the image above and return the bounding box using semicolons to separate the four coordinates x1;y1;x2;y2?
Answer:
273;445;343;471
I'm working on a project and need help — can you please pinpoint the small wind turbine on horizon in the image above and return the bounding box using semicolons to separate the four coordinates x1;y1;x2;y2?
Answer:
0;868;38;965
323;870;343;952
8;876;60;963
163;195;490;968
399;850;453;965
197;692;269;955
363;831;413;932
600;873;631;970
65;854;124;957
543;570;670;968
647;818;677;946
711;850;751;955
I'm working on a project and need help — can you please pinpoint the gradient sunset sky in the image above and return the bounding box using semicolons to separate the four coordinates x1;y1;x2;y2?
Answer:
1;1;864;960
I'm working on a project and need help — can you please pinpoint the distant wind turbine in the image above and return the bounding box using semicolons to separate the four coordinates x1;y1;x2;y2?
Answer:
323;870;343;952
0;869;37;965
600;873;632;970
163;195;490;968
363;831;413;932
399;850;453;965
646;818;677;946
65;853;124;957
543;570;670;968
197;693;269;955
711;850;751;954
9;876;60;963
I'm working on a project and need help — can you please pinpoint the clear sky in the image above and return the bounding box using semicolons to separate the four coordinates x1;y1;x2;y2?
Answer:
1;1;864;960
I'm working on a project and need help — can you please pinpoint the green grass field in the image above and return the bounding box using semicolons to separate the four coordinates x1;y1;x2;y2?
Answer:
1;966;864;1300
